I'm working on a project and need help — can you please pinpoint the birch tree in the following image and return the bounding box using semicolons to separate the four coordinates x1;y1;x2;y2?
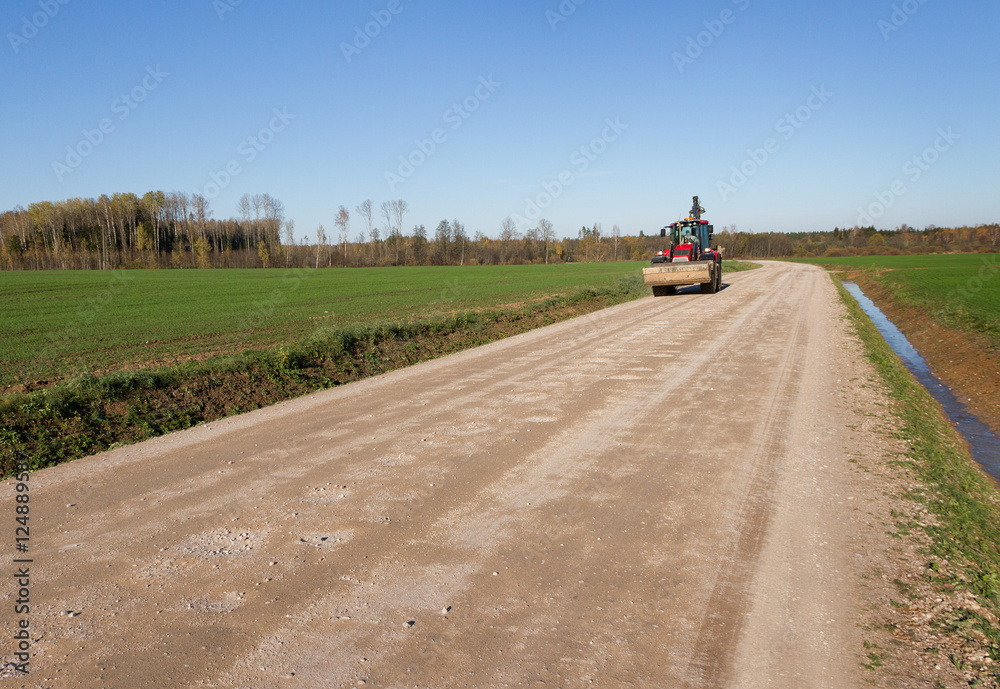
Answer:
315;225;326;269
539;218;554;264
335;206;350;264
356;199;374;263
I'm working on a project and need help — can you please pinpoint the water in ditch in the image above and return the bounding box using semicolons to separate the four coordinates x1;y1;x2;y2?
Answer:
842;280;1000;482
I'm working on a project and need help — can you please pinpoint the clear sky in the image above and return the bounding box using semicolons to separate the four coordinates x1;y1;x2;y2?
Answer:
2;0;997;238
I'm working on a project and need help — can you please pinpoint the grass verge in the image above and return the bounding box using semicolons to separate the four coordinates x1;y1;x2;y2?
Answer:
0;275;649;477
723;260;762;273
837;278;1000;674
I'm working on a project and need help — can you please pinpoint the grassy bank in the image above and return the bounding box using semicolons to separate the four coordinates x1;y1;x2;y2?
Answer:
838;278;1000;678
722;260;762;273
0;275;649;477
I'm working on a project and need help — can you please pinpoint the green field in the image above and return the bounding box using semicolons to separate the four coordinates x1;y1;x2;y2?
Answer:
0;263;648;387
790;254;1000;343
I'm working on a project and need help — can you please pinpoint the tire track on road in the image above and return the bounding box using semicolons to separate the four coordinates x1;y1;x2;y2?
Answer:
685;267;815;687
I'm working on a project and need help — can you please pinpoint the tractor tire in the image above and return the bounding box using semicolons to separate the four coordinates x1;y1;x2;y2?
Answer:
700;276;717;294
716;265;723;291
652;285;676;297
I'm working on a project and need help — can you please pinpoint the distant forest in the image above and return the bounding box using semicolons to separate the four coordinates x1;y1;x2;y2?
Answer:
1;191;997;270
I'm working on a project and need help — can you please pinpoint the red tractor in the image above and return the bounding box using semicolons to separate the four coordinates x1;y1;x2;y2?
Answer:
644;196;723;296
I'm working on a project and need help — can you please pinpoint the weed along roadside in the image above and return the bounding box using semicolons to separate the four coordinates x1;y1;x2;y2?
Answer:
837;277;1000;682
0;276;650;477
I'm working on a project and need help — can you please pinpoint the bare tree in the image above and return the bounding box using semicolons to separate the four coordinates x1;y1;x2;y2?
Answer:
392;200;410;264
260;194;284;246
539;218;554;264
434;220;451;264
380;200;394;237
611;224;621;260
381;201;400;264
335;206;350;264
175;191;190;247
191;193;211;243
452;218;466;265
315;224;326;269
96;196;112;268
237;194;252;223
499;216;518;263
356;199;374;263
283;219;295;266
142;191;164;257
251;193;264;221
392;200;409;239
499;216;518;240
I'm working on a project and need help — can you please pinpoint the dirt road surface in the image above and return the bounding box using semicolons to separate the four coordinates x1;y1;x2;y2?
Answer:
3;262;898;687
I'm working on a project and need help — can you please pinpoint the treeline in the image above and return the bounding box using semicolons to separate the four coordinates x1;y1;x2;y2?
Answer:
0;191;284;270
708;224;1000;259
0;192;653;269
1;192;997;270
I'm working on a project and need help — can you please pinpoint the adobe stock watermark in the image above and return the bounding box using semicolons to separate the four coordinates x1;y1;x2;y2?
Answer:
213;0;243;21
878;0;930;40
196;107;295;200
36;271;135;370
717;85;833;202
440;277;468;303
512;117;628;228
546;0;586;31
341;0;404;63
52;65;169;182
946;254;999;306
237;267;315;330
855;127;959;226
7;0;71;53
385;75;501;192
674;0;751;73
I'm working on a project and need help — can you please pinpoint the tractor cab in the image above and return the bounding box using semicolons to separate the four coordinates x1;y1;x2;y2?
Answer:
660;219;714;263
653;196;716;264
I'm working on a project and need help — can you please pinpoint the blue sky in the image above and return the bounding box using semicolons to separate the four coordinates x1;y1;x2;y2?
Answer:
2;0;997;238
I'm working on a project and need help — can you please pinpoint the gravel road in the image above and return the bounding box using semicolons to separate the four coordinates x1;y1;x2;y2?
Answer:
2;262;897;688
